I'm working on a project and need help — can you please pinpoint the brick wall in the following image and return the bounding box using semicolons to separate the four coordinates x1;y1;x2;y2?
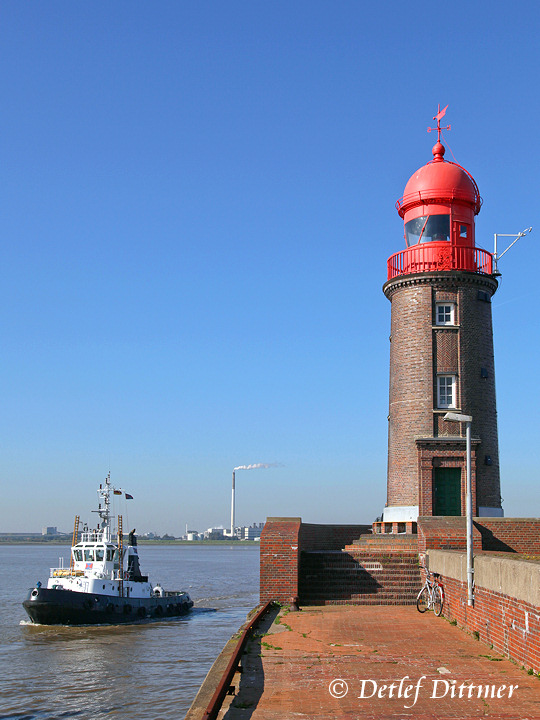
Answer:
299;523;371;551
427;549;540;672
384;278;433;507
260;519;369;603
458;283;501;509
474;518;540;553
260;517;302;604
418;515;483;552
418;516;540;554
383;271;501;516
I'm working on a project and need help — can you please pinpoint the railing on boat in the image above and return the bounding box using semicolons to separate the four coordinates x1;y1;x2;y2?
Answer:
80;531;105;543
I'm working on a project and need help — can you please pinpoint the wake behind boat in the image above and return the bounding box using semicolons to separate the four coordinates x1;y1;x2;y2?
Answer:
23;474;193;625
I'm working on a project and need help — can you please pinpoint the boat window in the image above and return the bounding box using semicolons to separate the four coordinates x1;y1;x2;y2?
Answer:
95;548;104;561
84;549;94;561
106;548;115;561
405;214;450;246
73;549;83;562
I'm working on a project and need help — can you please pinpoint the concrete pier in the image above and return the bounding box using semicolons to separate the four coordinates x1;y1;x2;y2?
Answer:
203;605;539;719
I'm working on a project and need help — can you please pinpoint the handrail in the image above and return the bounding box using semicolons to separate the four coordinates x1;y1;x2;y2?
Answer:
202;600;276;720
387;245;493;280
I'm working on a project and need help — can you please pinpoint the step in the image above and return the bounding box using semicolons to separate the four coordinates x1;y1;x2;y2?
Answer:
299;547;422;606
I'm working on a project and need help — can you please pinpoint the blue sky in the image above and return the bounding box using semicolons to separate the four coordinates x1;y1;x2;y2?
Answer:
1;1;539;534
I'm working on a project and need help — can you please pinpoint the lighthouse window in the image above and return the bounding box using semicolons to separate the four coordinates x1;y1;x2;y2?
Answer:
405;214;450;246
437;375;456;408
436;303;455;325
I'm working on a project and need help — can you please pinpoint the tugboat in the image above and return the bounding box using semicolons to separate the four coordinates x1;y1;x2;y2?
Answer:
23;474;193;625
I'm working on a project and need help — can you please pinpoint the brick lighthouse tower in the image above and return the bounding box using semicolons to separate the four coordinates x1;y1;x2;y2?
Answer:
382;107;503;523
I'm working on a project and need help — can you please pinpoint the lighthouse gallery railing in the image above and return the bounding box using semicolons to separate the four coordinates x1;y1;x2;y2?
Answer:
387;244;493;281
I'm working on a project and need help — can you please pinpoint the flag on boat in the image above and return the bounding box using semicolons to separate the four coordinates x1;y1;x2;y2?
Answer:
125;493;133;500
113;490;122;495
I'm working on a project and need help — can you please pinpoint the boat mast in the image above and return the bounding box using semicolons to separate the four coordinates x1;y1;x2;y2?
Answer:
95;472;115;543
69;515;80;570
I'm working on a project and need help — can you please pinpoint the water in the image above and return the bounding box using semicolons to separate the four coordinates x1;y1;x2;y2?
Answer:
0;544;260;720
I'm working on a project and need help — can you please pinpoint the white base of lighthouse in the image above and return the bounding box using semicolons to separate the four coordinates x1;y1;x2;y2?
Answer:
382;505;504;521
478;506;504;517
382;505;419;522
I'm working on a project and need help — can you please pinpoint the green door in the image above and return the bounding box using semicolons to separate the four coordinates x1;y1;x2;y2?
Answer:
433;468;461;515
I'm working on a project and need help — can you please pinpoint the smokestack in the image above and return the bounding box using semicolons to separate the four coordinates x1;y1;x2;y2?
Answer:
230;470;235;538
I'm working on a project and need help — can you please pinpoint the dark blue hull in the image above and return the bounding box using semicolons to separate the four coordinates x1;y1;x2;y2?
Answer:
23;587;193;625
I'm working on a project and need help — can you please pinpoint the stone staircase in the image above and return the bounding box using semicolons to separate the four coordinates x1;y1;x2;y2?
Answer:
298;533;421;606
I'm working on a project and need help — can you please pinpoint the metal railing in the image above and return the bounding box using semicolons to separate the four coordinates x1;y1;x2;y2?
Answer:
387;245;493;280
80;532;103;543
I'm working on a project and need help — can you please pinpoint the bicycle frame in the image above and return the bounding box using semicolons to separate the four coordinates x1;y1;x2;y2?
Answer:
416;566;444;616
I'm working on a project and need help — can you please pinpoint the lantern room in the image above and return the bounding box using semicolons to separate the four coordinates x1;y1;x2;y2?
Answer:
388;141;493;280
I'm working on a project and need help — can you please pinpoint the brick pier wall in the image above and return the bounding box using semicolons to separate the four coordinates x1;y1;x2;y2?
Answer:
427;549;540;673
418;516;540;553
474;518;540;553
261;516;540;619
260;518;370;604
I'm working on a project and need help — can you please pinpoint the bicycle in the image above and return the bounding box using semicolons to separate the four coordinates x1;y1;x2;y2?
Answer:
416;565;444;616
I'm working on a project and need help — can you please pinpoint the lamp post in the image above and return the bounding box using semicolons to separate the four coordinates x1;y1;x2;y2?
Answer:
443;411;474;606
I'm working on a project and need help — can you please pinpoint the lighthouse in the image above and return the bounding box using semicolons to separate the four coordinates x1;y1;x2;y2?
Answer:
382;108;503;523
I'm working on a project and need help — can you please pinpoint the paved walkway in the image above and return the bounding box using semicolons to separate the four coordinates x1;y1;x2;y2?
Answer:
219;605;540;719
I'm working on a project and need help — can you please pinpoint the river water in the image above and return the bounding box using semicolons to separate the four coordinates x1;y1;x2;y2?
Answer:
0;544;260;720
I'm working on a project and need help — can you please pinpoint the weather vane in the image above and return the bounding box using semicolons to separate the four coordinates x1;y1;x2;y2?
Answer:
427;104;451;143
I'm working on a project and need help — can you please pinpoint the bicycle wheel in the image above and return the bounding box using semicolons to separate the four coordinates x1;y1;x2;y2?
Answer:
433;585;444;616
416;586;429;613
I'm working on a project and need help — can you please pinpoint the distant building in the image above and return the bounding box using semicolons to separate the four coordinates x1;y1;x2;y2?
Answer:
241;523;264;541
186;531;200;541
204;527;225;540
224;523;264;540
42;526;58;536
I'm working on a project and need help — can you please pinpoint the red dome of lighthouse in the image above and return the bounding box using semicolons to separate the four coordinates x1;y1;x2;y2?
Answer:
396;142;482;220
387;109;494;280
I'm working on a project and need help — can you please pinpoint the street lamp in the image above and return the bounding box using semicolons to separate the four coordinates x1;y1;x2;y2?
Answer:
443;411;474;606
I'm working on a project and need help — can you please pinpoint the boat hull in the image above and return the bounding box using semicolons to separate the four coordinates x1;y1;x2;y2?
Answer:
23;587;193;625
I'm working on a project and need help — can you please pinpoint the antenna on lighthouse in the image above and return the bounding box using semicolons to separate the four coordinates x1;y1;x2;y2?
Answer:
493;227;532;275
